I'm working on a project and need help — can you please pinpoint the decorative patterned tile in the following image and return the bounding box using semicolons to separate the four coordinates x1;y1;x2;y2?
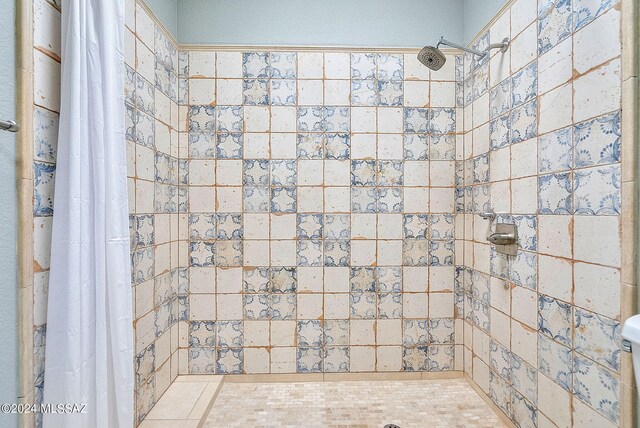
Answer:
510;99;537;144
539;127;573;173
573;354;620;423
538;172;573;214
574;308;621;372
538;295;572;347
574;111;621;168
573;164;621;215
538;0;573;55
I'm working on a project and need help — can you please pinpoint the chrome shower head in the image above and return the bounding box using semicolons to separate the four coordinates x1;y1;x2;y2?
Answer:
417;45;446;71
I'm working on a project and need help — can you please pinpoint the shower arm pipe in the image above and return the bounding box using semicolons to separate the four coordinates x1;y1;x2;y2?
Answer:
436;36;509;58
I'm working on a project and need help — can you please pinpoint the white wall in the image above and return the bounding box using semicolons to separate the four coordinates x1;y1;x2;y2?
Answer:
0;0;19;425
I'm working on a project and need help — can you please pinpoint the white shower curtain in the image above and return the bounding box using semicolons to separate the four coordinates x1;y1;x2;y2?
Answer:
43;0;133;427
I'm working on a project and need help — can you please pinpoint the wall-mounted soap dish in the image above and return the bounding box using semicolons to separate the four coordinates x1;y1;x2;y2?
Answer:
487;223;517;256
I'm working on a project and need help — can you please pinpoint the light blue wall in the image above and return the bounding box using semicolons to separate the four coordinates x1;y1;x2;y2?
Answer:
0;0;19;426
145;0;178;37
177;0;464;47
463;0;508;43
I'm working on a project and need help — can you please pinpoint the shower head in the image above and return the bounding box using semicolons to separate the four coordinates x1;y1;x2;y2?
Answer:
418;36;510;71
417;45;446;71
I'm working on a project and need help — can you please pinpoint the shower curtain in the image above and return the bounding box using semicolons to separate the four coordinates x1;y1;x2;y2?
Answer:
43;0;133;427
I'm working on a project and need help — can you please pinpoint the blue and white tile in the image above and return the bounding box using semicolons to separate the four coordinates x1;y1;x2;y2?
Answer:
428;345;454;371
511;390;538;428
378;80;403;107
351;187;378;213
404;134;429;160
297;214;323;239
270;52;297;78
243;268;270;293
189;213;216;240
216;348;243;374
403;239;430;266
33;162;56;216
510;251;537;290
324;133;350;159
490;115;510;150
429;240;454;266
297;107;324;132
573;0;618;31
297;347;323;372
243;159;270;186
324;214;350;239
539;127;573;173
403;214;429;239
190;105;216;132
351;160;377;186
217;106;243;133
574;164;621;215
376;267;402;292
377;54;403;80
297;240;323;267
539;333;573;391
351;53;376;79
297;133;324;159
324;107;350;132
271;294;297;320
350;267;376;292
189;241;215;267
377;161;403;186
270;79;296;106
429;108;455;134
402;346;429;371
324;240;350;267
350;292;376;319
574;307;621;372
538;0;573;55
490;78;511;119
271;159;297;186
512;215;537;251
33;107;59;163
510;99;537;144
351;80;378;106
511;61;537;108
243;294;270;320
430;135;455;160
189;321;215;347
189;347;216;374
271;187;296;212
511;353;538;404
489;371;512;416
538;295;572;347
404;108;429;133
490;340;512;381
217;320;243;347
573;354;620;423
217;213;243;239
403;319;429;346
271;267;297;293
189;133;216;159
324;320;350;346
297;320;323;346
574;111;621;168
377;292;402;319
429;318;454;344
216;133;243;159
377;187;403;213
215;241;243;266
243;187;270;212
242;52;270;78
323;347;349;372
538;172;573;214
243;79;269;105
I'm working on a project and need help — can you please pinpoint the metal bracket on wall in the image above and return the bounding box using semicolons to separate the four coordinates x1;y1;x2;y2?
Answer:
0;119;19;132
487;223;518;256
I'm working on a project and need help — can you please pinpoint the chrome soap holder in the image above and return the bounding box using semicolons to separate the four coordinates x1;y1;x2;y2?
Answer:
478;208;518;256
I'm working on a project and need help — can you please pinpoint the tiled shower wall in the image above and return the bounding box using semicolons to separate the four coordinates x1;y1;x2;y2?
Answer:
178;49;463;376
124;1;184;423
458;0;625;427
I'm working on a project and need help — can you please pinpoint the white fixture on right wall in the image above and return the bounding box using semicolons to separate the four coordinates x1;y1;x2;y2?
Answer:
622;315;640;385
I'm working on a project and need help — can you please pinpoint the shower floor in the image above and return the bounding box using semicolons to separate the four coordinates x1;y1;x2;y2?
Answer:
202;378;507;428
